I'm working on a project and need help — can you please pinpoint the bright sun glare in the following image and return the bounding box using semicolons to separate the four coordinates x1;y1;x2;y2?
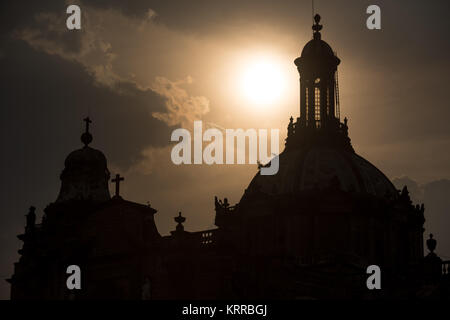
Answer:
240;58;286;106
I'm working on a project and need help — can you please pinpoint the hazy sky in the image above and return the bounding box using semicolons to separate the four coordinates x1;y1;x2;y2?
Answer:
1;0;450;298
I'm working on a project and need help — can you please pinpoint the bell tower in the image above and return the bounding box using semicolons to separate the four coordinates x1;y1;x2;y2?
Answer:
294;14;341;129
287;14;351;151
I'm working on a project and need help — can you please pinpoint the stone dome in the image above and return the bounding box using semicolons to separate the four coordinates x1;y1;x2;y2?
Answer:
64;146;108;170
56;146;111;203
245;147;397;199
301;38;335;58
294;14;340;70
56;118;111;203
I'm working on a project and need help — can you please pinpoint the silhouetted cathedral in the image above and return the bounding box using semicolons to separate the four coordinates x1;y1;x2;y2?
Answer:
8;15;449;299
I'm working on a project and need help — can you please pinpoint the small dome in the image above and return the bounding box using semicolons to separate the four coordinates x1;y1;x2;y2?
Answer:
245;147;397;199
64;146;107;170
56;146;111;203
295;14;340;68
301;38;335;58
56;117;111;203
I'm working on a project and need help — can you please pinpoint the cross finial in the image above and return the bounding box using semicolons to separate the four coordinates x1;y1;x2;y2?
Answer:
111;173;124;197
81;117;93;146
83;117;92;133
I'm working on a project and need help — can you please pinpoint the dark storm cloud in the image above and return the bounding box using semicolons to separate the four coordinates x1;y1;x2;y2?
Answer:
84;0;450;63
0;1;148;55
0;37;172;169
4;0;450;68
0;1;63;36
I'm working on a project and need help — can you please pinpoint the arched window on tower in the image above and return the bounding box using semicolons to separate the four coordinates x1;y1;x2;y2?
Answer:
305;87;309;126
314;87;320;128
326;87;330;117
335;72;340;119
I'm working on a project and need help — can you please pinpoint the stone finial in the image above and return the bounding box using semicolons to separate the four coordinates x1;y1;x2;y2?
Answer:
426;233;437;253
174;212;186;232
312;14;323;39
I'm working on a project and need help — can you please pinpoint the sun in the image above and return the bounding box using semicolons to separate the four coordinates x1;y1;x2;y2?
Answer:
240;58;286;106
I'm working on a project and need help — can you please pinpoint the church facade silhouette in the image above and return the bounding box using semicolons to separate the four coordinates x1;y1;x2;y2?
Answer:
8;15;449;299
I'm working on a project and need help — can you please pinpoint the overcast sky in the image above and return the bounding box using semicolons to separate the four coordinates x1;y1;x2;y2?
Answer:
1;0;450;298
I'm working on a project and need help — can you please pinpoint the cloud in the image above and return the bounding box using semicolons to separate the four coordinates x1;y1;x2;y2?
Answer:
14;6;121;88
392;176;423;203
13;3;210;129
151;76;210;127
126;146;171;176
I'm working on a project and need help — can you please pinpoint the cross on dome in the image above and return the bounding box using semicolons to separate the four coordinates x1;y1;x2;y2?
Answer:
111;173;124;197
81;116;93;147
